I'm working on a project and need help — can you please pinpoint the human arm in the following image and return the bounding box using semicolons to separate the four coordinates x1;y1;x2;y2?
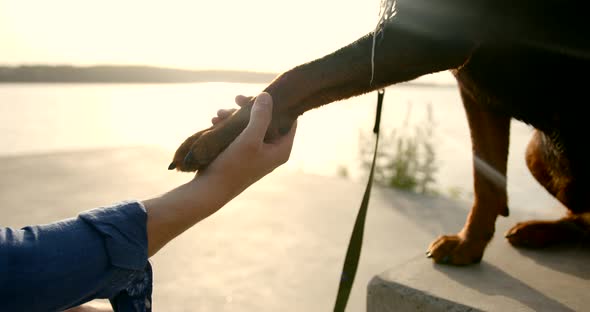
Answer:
0;201;150;311
144;92;297;256
65;92;296;310
0;92;295;311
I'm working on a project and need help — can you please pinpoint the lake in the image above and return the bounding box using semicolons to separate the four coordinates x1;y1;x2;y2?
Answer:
0;82;562;214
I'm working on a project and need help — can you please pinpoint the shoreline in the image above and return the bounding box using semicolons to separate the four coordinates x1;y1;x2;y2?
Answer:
0;144;167;160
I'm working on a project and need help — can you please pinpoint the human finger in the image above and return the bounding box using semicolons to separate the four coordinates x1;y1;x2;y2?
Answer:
242;92;273;141
235;95;253;107
212;109;237;125
217;108;236;118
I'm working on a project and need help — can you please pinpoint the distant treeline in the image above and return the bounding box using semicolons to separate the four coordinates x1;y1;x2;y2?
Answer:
0;65;278;83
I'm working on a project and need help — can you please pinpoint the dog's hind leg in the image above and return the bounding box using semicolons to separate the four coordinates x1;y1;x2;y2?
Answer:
506;130;590;247
427;85;511;265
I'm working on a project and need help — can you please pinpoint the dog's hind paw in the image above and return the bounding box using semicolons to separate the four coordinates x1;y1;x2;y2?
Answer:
426;234;489;265
505;217;590;248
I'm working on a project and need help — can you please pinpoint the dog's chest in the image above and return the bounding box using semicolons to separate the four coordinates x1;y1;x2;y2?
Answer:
453;44;589;129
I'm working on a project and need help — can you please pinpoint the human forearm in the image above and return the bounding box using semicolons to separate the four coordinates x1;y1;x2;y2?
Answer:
143;172;243;257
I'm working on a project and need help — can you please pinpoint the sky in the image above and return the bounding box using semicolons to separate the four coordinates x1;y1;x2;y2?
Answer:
1;0;377;71
0;0;452;82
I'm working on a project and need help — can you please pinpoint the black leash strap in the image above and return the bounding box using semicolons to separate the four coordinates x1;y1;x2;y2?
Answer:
333;89;385;312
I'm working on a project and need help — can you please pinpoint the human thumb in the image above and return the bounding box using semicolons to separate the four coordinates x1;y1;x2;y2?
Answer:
243;92;273;140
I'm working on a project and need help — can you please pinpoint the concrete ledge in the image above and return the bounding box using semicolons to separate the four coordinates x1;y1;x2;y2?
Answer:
368;241;590;312
368;275;478;312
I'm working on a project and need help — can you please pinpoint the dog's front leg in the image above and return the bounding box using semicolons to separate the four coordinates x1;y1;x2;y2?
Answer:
169;16;475;172
427;85;510;265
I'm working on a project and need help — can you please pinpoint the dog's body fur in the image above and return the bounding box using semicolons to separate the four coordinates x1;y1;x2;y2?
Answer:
170;0;590;265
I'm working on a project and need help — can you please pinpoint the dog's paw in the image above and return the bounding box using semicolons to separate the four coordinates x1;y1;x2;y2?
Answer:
168;127;210;172
169;105;252;172
426;234;488;265
168;92;296;172
505;218;588;248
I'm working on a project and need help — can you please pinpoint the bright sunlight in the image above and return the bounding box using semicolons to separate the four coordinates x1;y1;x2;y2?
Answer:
0;0;381;72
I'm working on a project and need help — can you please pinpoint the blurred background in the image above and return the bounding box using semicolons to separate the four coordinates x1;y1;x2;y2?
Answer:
0;0;564;311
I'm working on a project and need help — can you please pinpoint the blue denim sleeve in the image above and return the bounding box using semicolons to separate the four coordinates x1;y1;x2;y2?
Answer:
0;200;152;312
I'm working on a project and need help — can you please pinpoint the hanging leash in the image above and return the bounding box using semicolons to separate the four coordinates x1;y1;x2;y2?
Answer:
333;89;385;312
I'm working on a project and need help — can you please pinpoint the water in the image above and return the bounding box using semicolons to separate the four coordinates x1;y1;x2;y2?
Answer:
0;82;562;213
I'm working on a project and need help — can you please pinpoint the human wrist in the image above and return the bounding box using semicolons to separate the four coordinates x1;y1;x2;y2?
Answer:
195;166;256;202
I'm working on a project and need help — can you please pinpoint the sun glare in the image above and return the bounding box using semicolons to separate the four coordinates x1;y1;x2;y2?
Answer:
0;0;381;72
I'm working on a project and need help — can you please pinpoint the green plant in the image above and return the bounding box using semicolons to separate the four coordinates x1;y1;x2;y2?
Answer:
360;102;438;194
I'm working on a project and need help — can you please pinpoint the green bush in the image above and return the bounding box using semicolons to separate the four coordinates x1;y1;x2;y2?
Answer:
360;102;438;194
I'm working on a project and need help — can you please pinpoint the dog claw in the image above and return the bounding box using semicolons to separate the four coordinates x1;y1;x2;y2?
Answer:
168;162;176;170
505;232;515;238
425;251;432;258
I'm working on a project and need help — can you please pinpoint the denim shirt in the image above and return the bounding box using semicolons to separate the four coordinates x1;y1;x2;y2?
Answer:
0;201;152;312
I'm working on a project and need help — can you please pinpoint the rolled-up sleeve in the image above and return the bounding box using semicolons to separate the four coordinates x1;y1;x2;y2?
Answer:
0;200;152;312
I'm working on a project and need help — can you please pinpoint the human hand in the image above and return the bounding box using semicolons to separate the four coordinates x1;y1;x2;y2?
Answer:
199;92;297;193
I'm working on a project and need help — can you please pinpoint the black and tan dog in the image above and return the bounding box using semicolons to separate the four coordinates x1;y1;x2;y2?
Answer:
169;0;590;265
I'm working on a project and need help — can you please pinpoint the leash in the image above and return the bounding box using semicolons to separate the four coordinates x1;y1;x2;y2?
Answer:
333;89;385;312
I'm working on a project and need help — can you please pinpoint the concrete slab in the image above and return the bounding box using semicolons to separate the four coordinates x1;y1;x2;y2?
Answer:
368;217;590;312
